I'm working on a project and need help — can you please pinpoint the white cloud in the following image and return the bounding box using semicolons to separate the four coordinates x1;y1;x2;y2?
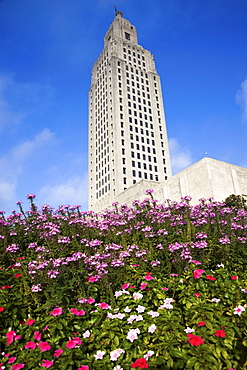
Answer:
169;137;192;174
38;174;88;210
0;129;55;212
236;79;247;122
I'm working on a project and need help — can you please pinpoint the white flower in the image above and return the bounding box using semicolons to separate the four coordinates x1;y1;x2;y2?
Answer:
115;291;123;298
211;298;220;303
113;366;124;370
94;350;105;360
144;350;155;360
83;330;91;338
127;328;140;342
184;327;195;334
116;313;125;319
110;348;125;361
217;263;224;268
148;324;157;333
127;314;137;324
124;306;132;313
233;305;245;316
147;310;159;318
135;314;143;322
133;292;143;300
136;305;146;313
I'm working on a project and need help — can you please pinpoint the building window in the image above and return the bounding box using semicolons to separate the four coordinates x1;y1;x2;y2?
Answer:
123;177;127;184
132;170;136;176
123;167;126;174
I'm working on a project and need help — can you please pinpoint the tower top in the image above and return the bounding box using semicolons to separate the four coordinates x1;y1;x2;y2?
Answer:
114;5;123;18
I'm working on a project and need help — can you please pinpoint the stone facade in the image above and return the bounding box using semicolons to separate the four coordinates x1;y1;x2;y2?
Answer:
114;157;247;207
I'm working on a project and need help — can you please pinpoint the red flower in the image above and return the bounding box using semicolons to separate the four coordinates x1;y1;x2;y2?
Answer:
131;358;149;368
197;321;206;326
187;334;204;346
231;275;238;280
14;273;22;278
0;307;4;312
215;329;226;338
194;293;201;297
206;275;216;281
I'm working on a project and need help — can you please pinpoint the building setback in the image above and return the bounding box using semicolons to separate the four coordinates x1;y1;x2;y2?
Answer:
88;11;172;212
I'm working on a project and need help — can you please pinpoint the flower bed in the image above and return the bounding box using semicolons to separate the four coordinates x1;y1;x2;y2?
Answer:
1;194;247;369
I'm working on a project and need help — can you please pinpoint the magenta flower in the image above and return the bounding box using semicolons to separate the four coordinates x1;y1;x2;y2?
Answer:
11;365;25;370
86;297;95;304
54;349;63;357
144;272;154;281
38;341;51;352
25;318;35;326
66;337;82;349
122;283;130;290
34;331;42;341
69;308;86;316
50;307;63;316
193;269;205;279
97;302;110;309
8;357;16;364
25;341;36;350
88;276;97;282
41;360;54;368
78;366;90;370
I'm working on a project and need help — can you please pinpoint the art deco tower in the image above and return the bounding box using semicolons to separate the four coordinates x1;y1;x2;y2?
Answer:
88;11;172;211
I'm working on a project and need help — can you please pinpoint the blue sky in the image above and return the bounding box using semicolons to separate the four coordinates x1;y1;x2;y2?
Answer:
0;0;247;214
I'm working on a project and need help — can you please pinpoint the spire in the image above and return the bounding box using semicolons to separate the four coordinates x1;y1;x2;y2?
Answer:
114;5;123;18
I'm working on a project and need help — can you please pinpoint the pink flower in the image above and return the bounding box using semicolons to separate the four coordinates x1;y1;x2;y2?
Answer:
122;283;130;290
140;283;148;290
206;275;216;281
97;302;110;309
34;331;42;341
194;293;201;297
144;272;154;281
231;275;238;280
50;307;62;316
25;341;36;350
70;308;86;316
193;269;205;279
8;357;16;364
215;329;226;338
86;297;95;304
88;276;97;282
66;337;82;349
11;365;25;370
0;307;5;312
161;287;169;290
41;360;54;368
38;341;51;352
25;318;35;326
78;366;90;370
54;349;64;358
6;331;16;345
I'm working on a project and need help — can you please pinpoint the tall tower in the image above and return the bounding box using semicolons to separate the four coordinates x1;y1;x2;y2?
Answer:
88;11;172;212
